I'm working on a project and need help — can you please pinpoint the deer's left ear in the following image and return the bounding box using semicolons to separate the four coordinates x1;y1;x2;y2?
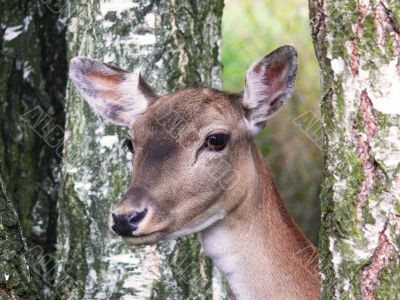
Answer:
242;45;297;135
69;57;157;127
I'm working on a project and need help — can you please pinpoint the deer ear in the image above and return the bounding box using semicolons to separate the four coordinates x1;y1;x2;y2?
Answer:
242;45;297;135
69;57;157;127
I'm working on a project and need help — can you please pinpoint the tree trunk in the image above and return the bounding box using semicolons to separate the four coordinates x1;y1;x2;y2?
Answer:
0;0;67;295
0;175;41;299
309;1;400;298
57;1;225;299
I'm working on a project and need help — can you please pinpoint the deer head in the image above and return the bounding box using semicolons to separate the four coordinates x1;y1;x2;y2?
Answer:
69;45;297;245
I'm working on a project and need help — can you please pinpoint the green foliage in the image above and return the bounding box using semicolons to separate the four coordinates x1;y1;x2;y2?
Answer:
222;0;322;243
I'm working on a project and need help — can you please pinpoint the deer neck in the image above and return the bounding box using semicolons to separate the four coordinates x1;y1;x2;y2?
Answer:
200;144;319;300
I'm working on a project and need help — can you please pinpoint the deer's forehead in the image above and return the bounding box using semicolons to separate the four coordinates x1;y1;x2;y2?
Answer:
132;89;241;141
154;88;240;118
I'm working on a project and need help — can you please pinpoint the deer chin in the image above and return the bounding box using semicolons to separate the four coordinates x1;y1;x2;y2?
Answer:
166;210;226;239
122;230;166;245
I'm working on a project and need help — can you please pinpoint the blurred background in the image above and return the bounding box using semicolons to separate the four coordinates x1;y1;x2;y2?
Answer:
222;0;322;243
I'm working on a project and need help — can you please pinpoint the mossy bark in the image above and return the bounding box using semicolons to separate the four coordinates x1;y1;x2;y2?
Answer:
0;0;67;294
57;1;225;299
309;0;400;298
0;175;41;299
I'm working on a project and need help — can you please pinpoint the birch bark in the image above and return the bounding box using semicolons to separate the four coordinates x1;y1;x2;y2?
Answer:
309;1;400;298
58;1;225;299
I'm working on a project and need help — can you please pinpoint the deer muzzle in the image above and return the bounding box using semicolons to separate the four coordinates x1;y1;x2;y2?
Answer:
111;208;148;237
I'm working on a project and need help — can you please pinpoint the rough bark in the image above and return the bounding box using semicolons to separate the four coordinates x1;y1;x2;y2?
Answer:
0;0;67;294
0;175;41;299
309;0;400;298
57;1;225;299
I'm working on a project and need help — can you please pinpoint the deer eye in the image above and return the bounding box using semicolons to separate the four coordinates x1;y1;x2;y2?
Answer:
122;138;134;153
205;133;229;151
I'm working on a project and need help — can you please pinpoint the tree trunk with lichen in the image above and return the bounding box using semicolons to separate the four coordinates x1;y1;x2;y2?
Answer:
0;175;41;299
57;1;225;299
309;0;400;299
0;0;67;297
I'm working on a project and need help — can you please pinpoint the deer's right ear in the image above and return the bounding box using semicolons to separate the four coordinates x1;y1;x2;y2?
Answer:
242;45;297;135
69;57;157;127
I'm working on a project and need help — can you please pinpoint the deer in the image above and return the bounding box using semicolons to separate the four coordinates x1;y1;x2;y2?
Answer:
69;45;320;300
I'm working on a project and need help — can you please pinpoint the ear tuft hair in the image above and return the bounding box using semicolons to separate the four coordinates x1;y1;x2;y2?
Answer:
69;57;157;127
243;45;298;134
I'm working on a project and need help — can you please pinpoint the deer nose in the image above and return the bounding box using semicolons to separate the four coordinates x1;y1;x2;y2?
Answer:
111;208;148;237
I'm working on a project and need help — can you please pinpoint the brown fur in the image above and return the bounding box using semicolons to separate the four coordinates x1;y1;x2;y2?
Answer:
114;88;319;299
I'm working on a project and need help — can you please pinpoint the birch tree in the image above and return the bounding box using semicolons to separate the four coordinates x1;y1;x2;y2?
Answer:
309;1;400;298
57;1;225;299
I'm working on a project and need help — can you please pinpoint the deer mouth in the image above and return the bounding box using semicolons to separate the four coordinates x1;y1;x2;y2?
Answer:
109;204;173;245
122;230;165;245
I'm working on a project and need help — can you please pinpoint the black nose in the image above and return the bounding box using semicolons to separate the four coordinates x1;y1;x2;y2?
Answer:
111;208;148;237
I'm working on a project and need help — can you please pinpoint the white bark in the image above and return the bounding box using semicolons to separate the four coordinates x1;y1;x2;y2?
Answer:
309;0;400;298
57;1;225;299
